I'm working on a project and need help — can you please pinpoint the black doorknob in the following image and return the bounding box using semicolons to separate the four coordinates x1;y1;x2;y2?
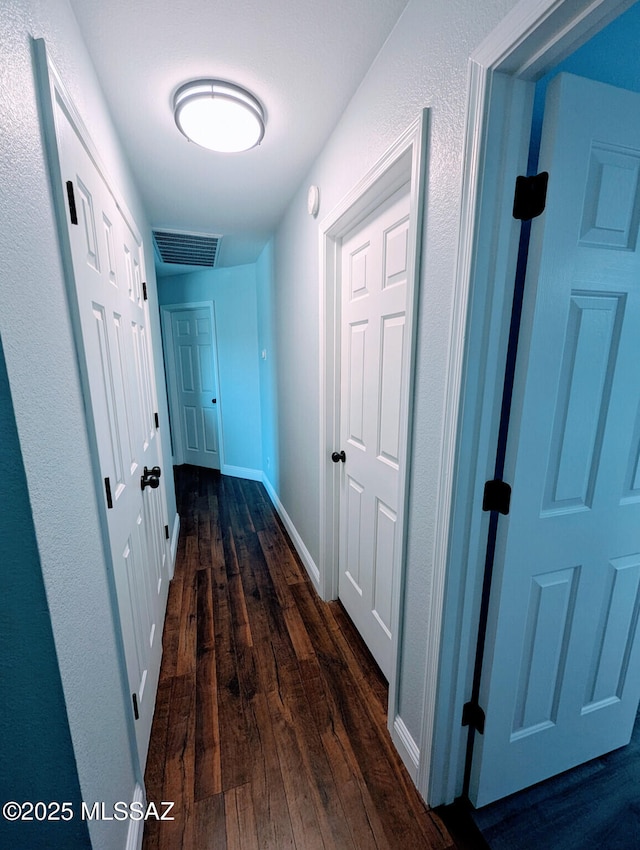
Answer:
141;466;161;490
211;398;217;404
141;474;159;491
331;450;346;463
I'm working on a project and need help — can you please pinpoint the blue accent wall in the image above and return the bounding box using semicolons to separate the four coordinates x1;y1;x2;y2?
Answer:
530;1;640;171
157;264;262;474
0;335;90;849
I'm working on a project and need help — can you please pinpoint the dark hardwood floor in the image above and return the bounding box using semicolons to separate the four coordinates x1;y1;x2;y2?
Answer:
142;465;458;849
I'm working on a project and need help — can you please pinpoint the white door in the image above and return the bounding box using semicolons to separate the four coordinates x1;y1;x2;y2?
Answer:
470;73;640;807
57;105;169;770
338;184;411;679
169;307;221;469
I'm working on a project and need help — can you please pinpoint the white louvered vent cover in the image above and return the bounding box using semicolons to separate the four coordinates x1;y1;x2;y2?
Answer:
152;229;221;267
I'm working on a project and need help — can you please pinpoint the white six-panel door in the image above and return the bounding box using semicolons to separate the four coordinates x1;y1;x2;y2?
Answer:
470;73;640;806
56;102;169;770
170;307;221;470
338;184;411;679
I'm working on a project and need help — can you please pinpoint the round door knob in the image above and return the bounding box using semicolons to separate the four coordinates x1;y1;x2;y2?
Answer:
331;450;346;463
141;466;162;490
211;398;217;403
141;473;160;491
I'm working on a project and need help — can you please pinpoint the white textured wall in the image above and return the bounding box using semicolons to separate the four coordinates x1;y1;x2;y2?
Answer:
272;0;518;745
0;1;173;846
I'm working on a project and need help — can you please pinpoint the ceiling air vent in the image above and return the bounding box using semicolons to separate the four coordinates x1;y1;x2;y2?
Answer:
152;229;221;268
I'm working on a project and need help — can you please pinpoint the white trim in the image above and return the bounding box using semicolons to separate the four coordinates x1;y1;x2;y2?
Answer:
392;715;420;781
427;0;633;807
160;301;224;470
318;111;429;752
473;0;635;77
222;465;262;482
262;474;321;589
416;56;496;807
169;512;180;579
160;305;184;465
425;68;534;807
125;783;145;850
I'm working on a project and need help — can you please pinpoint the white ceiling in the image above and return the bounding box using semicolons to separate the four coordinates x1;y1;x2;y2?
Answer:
69;0;410;272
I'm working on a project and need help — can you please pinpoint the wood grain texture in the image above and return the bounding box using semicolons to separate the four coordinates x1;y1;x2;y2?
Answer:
143;465;457;849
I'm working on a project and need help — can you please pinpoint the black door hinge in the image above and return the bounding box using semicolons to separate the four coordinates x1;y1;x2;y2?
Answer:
513;172;549;221
66;180;78;225
483;479;511;515
132;693;139;720
164;524;170;540
104;477;113;509
142;281;148;301
154;411;160;429
462;700;486;735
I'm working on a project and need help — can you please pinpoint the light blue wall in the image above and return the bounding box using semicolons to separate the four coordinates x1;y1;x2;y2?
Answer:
158;265;263;474
256;240;280;490
530;1;640;170
0;336;90;849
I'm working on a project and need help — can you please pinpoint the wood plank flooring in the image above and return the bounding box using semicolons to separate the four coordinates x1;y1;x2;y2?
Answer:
143;465;457;850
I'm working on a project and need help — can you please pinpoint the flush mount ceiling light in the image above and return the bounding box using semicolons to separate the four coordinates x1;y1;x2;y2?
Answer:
173;79;265;153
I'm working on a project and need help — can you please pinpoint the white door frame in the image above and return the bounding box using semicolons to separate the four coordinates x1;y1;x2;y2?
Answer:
319;112;429;756
427;0;636;807
160;301;225;469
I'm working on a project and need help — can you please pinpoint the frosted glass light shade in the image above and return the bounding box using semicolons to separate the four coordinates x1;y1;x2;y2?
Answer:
174;80;265;153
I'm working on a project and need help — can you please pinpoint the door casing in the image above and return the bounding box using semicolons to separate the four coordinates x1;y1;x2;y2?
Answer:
428;0;637;808
161;301;224;470
319;111;428;777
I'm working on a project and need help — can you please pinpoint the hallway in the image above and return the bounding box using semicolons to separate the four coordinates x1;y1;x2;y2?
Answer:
142;466;456;849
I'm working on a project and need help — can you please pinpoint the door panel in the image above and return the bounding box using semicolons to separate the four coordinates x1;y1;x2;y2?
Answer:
170;307;221;469
338;183;410;679
347;321;367;448
379;315;405;465
57;106;169;770
470;73;640;807
345;476;366;593
543;292;624;511
373;499;396;634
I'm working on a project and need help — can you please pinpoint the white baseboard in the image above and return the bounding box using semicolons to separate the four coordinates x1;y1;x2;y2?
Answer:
222;464;263;481
126;783;145;850
260;473;418;786
261;473;321;589
169;513;180;579
392;715;420;782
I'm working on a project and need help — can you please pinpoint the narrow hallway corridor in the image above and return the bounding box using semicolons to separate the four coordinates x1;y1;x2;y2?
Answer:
142;466;456;849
